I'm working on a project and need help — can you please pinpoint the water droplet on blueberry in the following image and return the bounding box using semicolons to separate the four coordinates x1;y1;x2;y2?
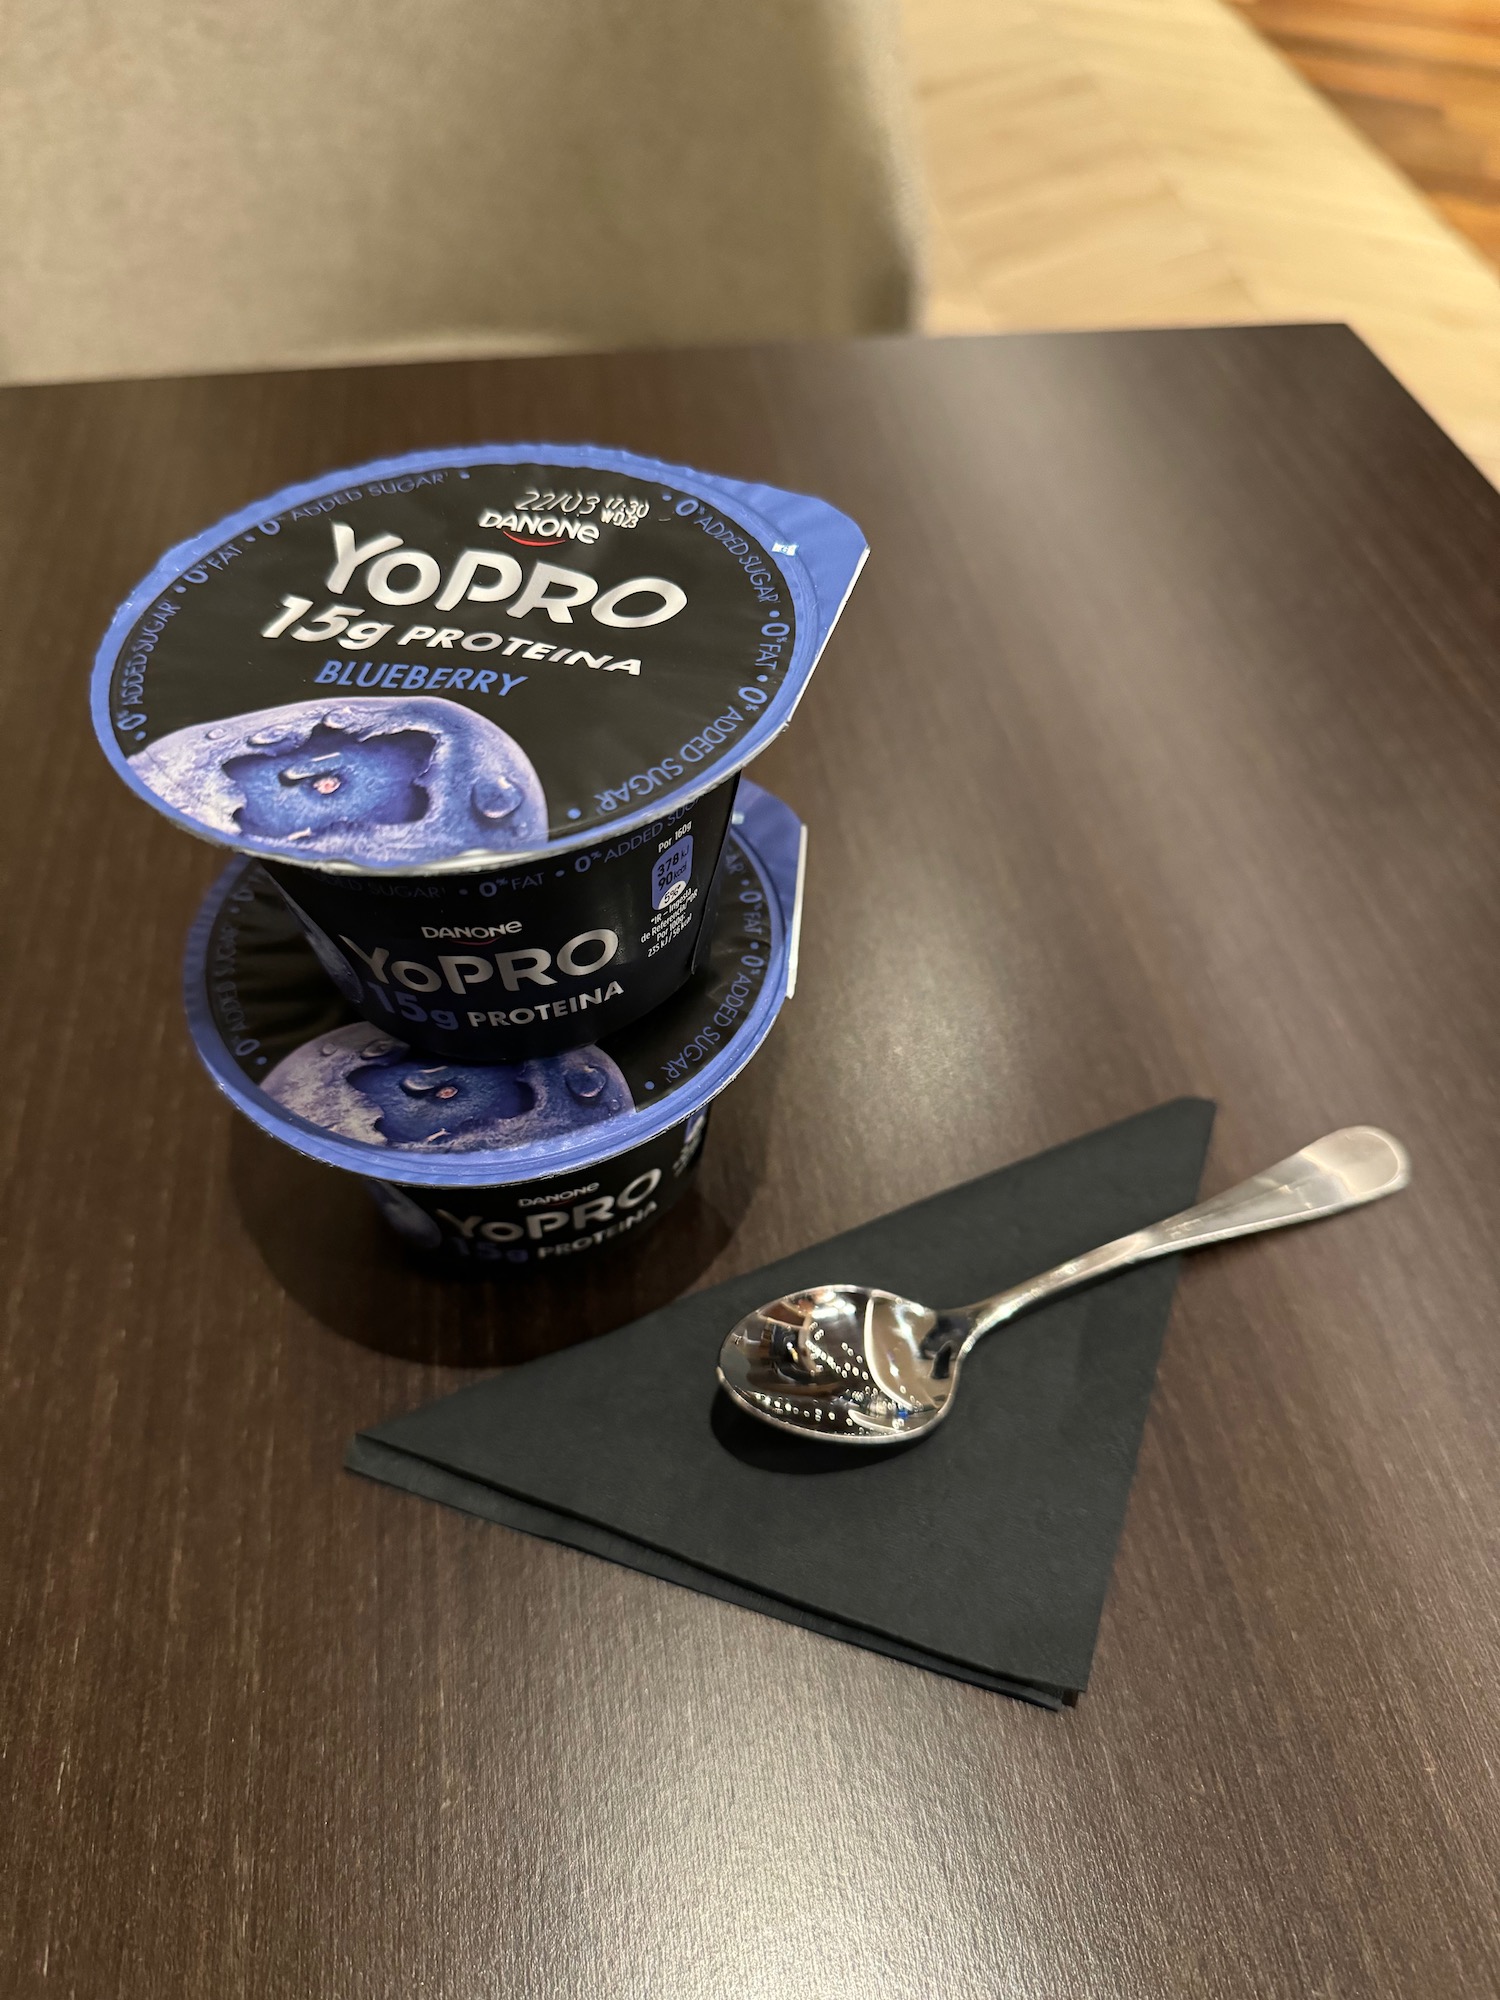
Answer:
401;1067;454;1096
566;1064;609;1102
281;751;346;787
472;776;522;822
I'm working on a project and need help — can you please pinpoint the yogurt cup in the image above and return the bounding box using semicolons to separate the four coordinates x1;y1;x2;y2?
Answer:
185;779;804;1275
97;443;860;1063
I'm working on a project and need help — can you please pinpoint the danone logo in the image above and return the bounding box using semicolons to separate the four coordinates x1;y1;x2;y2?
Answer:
479;507;601;548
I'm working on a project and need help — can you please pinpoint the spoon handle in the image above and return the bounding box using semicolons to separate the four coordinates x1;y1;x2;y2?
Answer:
959;1126;1410;1347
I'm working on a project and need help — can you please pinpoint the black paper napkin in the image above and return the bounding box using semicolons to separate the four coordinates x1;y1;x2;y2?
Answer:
348;1098;1215;1706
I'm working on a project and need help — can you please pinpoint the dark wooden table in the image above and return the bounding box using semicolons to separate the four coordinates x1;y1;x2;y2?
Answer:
4;326;1499;1997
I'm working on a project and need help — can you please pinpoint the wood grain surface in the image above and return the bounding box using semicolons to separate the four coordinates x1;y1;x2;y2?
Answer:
3;327;1498;1997
1229;0;1500;269
904;0;1500;487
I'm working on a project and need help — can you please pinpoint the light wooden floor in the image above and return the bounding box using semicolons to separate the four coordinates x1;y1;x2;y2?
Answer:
1230;0;1500;269
902;0;1500;483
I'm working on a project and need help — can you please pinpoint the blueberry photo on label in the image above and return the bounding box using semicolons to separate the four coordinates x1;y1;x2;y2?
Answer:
262;1024;633;1151
129;696;548;867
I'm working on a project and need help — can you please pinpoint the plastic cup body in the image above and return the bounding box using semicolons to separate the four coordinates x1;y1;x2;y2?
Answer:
263;777;738;1062
365;1110;710;1275
183;779;802;1287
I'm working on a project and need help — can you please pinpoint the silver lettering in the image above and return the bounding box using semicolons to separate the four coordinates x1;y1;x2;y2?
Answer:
439;955;494;994
435;549;523;613
592;577;686;628
327;523;402;592
556;929;618;978
339;936;390;985
618;1170;662;1209
366;549;441;605
495;948;556;991
507;561;598;624
524;1211;569;1239
434;1209;482;1239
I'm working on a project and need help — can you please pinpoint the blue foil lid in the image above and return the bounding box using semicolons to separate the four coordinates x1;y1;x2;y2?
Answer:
94;444;863;873
184;778;804;1186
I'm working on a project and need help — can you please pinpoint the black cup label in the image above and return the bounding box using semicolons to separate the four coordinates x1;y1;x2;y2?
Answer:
370;1114;709;1271
261;777;740;1062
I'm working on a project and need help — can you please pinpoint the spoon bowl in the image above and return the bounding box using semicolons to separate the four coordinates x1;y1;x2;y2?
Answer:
717;1126;1411;1445
717;1285;952;1441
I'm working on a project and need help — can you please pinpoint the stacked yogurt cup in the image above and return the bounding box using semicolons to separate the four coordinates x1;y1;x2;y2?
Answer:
92;445;865;1275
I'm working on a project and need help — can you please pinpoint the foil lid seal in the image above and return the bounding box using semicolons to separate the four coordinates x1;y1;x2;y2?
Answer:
95;445;863;872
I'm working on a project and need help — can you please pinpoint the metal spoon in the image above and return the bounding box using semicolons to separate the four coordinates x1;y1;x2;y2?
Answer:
717;1126;1409;1445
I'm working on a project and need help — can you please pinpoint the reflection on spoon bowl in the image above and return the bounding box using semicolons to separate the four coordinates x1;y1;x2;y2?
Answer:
717;1284;959;1439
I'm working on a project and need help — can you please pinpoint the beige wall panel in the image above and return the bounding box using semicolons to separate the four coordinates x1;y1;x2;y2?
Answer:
1;1;924;383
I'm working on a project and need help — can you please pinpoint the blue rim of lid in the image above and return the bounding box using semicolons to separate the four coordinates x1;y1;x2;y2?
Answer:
93;442;863;870
183;775;803;1186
